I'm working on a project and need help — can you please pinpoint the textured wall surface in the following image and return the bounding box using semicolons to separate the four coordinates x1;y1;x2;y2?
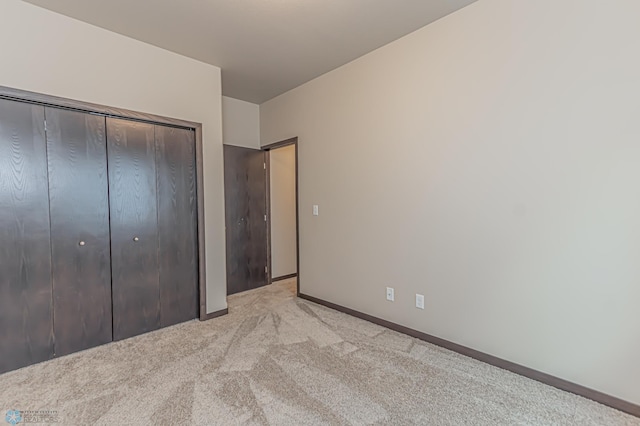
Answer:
261;0;640;404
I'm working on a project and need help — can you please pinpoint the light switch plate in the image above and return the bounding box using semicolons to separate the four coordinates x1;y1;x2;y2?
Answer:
416;294;424;309
313;205;319;216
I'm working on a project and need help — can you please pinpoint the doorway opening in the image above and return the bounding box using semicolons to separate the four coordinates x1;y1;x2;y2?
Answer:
223;137;299;296
264;138;299;295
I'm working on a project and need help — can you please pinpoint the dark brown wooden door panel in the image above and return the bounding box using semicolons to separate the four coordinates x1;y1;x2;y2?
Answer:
107;117;160;341
45;107;112;356
223;145;268;295
0;99;53;373
155;126;198;327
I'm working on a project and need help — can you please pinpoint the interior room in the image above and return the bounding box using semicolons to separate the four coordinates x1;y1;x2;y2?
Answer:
0;0;639;424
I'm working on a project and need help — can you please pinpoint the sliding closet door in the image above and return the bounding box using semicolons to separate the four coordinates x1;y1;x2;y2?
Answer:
0;99;53;373
45;108;112;356
107;118;160;341
155;126;198;327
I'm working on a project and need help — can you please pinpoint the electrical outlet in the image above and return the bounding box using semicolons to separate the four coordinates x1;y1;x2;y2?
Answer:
416;294;424;309
386;287;395;302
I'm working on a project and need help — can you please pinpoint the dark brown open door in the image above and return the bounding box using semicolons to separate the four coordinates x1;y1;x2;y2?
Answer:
223;145;268;295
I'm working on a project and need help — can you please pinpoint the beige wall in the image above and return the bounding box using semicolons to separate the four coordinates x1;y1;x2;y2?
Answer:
269;145;297;278
222;96;261;149
0;0;227;313
261;0;640;405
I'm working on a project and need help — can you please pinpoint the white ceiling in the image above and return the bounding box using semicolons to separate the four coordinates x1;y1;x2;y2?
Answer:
24;0;478;104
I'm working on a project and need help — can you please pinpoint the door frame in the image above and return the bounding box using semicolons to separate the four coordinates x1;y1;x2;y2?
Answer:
0;85;211;321
262;137;300;296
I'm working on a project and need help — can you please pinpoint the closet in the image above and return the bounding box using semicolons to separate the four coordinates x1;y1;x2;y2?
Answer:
0;96;199;373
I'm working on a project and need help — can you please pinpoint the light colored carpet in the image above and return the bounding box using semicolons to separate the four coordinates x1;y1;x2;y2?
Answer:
0;279;637;425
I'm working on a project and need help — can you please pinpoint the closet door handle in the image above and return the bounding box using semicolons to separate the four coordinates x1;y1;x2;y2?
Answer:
79;241;86;247
133;237;140;242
